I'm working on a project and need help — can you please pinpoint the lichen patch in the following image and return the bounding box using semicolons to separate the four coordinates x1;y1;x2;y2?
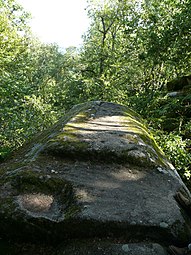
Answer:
17;193;54;213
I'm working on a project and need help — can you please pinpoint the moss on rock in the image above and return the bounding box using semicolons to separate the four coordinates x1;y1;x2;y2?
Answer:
0;101;188;246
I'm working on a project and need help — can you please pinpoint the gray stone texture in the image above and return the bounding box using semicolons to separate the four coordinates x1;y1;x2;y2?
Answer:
0;101;191;254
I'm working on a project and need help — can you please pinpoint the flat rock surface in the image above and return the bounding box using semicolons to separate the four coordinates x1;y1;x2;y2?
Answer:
58;240;168;255
0;101;191;252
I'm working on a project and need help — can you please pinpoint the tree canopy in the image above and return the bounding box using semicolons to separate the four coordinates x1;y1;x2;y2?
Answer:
0;0;191;185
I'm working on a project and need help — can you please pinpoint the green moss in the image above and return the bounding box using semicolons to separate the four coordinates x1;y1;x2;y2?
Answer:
10;102;95;161
121;114;170;168
45;117;90;157
44;104;170;168
46;133;89;157
0;167;8;177
55;131;78;142
64;205;81;220
70;112;90;124
122;115;150;134
0;169;81;220
0;197;17;215
3;102;173;172
9;170;69;195
0;161;27;179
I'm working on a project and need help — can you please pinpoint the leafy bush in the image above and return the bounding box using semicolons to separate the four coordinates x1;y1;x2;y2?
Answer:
154;131;191;180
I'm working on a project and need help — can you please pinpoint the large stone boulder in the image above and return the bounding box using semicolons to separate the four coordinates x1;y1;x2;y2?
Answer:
0;101;191;254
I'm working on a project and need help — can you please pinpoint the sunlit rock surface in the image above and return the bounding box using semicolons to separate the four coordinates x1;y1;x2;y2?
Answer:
0;101;191;254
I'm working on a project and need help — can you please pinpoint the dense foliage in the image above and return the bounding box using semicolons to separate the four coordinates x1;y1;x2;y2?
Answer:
0;0;191;185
